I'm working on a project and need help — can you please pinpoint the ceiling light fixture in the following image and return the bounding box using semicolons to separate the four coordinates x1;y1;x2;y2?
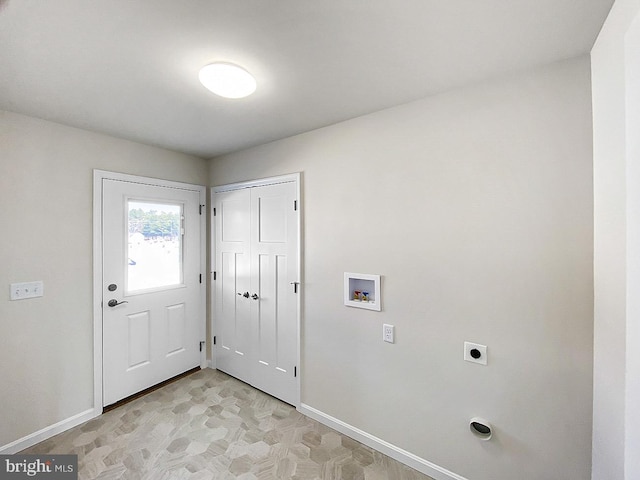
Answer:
198;62;257;99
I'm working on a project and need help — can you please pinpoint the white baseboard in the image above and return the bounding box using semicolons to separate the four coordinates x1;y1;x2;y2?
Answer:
298;403;468;480
0;407;101;454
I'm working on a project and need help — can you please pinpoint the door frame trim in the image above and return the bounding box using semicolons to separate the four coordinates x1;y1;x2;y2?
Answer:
212;173;300;193
93;170;207;409
211;172;302;406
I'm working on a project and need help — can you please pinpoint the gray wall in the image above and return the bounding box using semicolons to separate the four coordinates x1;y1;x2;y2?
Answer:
209;57;594;480
0;111;207;447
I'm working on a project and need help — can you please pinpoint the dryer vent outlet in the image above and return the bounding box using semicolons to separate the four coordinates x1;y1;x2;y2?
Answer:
469;417;492;441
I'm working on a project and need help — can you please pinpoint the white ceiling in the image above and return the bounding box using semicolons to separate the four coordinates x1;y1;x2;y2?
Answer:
0;0;614;159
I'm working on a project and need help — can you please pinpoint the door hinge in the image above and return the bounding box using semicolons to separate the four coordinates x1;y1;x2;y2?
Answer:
213;336;217;345
213;271;217;281
213;207;217;216
199;274;202;284
290;281;299;293
199;204;203;215
294;200;298;211
294;366;297;378
199;341;205;352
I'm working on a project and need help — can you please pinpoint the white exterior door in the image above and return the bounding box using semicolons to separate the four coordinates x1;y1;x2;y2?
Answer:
101;176;205;406
214;176;300;406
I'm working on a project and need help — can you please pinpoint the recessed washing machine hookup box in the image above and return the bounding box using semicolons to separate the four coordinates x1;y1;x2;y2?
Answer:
344;272;381;311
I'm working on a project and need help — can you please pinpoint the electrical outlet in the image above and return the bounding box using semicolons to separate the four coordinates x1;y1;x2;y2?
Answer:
10;281;44;300
464;342;487;365
383;324;394;343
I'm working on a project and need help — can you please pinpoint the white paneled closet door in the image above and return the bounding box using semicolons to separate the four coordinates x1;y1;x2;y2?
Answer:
214;188;252;383
213;176;300;406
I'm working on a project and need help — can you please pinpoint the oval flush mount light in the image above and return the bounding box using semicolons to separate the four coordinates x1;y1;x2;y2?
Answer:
198;62;257;99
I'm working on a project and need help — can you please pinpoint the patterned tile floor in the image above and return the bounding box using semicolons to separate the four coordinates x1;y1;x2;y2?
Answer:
22;369;434;480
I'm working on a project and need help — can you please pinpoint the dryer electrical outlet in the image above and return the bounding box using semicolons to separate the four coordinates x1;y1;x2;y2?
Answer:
464;342;487;365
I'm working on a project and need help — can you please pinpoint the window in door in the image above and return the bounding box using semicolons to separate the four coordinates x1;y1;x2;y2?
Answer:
127;200;184;293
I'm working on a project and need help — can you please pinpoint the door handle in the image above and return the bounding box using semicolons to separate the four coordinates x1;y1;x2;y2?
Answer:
251;293;259;300
237;292;250;298
107;299;129;307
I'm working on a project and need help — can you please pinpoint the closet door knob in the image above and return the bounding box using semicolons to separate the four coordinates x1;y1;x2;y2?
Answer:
237;292;250;298
251;293;259;300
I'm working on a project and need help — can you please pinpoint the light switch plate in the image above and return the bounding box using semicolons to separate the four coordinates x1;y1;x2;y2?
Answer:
10;281;44;300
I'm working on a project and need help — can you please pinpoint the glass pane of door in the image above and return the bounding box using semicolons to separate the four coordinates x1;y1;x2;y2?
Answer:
127;200;183;293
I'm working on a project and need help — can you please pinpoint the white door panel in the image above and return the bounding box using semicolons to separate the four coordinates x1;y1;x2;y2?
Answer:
215;189;251;381
102;178;204;406
250;182;299;404
214;178;300;406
